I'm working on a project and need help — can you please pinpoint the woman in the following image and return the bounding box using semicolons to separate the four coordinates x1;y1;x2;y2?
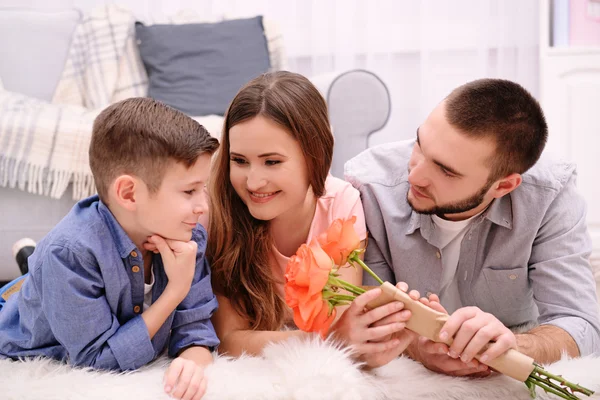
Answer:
208;71;415;367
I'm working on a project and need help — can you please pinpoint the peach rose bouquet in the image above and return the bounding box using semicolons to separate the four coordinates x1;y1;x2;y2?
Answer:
284;217;594;400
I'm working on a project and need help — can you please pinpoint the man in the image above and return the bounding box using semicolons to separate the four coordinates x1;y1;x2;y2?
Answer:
345;78;600;377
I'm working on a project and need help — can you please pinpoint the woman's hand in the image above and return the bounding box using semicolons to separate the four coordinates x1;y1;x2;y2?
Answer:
328;287;417;368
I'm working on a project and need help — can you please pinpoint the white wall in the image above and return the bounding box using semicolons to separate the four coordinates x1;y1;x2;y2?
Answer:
13;0;540;147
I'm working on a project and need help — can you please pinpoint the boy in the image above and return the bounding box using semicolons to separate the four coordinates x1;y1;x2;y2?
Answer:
0;97;220;400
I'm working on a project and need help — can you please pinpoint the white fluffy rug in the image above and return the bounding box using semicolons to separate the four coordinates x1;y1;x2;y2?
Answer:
1;337;599;400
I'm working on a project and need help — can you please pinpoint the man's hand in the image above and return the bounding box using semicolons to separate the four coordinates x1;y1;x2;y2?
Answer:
329;288;416;368
441;306;517;365
409;294;515;377
164;357;207;400
411;334;491;377
145;235;197;295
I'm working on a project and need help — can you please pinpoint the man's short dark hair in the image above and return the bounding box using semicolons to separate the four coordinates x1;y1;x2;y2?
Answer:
446;78;548;179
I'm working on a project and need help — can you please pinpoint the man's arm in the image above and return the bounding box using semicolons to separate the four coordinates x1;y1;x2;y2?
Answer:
516;325;579;363
527;172;600;358
406;173;600;377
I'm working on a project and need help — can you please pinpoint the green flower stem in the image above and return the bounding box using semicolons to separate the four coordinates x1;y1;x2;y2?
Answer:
327;276;366;296
322;291;356;302
526;375;578;400
525;365;594;399
534;365;595;397
349;254;384;285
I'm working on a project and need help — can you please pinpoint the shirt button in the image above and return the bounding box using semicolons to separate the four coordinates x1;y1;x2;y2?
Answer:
132;265;140;273
435;251;441;259
509;274;518;280
134;305;141;313
426;291;433;297
130;251;138;258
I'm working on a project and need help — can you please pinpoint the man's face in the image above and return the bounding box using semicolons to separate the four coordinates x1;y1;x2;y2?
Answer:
407;101;498;220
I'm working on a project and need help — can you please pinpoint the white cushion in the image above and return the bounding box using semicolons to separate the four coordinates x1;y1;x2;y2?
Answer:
191;115;224;142
0;8;81;101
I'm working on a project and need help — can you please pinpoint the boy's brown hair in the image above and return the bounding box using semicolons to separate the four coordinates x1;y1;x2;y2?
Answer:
90;97;219;202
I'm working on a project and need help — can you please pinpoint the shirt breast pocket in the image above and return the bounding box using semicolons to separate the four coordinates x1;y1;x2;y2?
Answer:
479;266;536;326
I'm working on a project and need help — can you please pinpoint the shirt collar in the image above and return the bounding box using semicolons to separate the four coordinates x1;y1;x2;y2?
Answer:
97;197;138;259
483;195;513;229
405;211;421;235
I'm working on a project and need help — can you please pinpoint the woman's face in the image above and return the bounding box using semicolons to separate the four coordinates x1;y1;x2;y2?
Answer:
228;115;311;221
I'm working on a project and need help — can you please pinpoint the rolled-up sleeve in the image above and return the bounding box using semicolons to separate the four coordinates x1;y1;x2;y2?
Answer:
41;245;155;371
169;230;220;356
529;174;600;356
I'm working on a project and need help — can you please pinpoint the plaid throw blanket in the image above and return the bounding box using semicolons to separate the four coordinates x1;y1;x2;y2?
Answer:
0;5;284;200
0;5;147;200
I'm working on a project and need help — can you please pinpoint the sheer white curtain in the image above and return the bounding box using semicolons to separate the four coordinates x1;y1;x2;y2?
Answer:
70;0;540;144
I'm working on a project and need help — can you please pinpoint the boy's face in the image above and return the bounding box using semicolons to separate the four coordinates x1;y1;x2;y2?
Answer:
133;154;212;242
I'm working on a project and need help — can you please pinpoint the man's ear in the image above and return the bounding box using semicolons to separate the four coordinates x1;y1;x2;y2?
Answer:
490;173;522;199
112;175;139;211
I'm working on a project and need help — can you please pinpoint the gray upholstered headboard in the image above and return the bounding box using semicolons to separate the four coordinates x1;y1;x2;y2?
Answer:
313;69;391;178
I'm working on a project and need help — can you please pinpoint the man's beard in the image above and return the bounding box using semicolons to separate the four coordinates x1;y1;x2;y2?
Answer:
407;179;494;216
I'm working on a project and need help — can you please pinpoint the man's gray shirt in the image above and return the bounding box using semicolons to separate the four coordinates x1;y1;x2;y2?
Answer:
345;140;600;356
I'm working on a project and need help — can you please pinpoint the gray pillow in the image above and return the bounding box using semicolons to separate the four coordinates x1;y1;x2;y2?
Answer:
135;17;271;116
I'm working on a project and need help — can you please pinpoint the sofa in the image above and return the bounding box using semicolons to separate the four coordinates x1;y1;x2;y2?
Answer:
0;5;391;281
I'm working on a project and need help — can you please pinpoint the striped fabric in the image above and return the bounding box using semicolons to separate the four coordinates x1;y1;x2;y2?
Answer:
0;4;284;200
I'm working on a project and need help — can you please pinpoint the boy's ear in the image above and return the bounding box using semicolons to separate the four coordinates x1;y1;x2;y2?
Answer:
490;173;522;199
112;175;139;211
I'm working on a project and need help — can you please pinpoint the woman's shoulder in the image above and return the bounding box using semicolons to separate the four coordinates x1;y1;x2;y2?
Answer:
315;175;363;220
322;175;360;200
312;175;366;240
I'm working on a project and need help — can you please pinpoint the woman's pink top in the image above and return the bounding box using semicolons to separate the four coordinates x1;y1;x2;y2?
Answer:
272;175;367;274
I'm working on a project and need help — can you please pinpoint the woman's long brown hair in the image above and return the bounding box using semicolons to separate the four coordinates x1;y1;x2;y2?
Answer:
208;71;334;330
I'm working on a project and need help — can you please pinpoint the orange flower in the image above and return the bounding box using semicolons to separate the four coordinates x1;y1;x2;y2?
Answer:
285;239;336;337
317;216;361;266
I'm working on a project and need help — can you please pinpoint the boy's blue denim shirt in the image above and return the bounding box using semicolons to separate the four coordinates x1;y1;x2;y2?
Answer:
0;195;220;371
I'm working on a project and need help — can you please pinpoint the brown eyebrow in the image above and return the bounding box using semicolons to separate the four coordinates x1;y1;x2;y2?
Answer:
258;152;286;158
230;152;286;158
416;128;464;177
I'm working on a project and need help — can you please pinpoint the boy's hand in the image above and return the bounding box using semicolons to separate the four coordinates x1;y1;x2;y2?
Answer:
146;235;197;294
164;357;206;400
